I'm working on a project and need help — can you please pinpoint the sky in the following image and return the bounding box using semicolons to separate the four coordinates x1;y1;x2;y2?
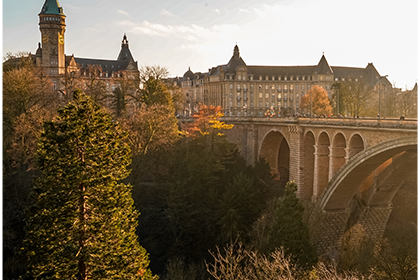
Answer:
2;0;418;89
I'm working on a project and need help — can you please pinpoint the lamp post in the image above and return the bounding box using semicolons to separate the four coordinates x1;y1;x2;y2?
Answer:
378;75;388;119
337;86;340;116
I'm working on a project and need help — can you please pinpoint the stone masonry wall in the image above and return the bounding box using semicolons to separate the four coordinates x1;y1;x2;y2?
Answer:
311;210;351;256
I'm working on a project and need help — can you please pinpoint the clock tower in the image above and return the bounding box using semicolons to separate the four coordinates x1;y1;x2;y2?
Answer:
39;0;66;75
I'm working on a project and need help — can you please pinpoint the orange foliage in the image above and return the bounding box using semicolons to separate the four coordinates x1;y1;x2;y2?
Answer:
300;85;333;116
182;104;233;138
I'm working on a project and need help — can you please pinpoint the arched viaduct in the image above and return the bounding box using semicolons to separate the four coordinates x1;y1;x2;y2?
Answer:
222;116;417;254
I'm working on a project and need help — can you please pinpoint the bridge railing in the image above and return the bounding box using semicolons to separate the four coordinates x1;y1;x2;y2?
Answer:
219;116;417;130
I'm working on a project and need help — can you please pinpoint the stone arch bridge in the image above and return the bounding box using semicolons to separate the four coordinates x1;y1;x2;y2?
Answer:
222;116;417;254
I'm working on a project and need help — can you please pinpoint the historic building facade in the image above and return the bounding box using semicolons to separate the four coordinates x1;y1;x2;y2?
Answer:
33;0;139;94
178;45;394;117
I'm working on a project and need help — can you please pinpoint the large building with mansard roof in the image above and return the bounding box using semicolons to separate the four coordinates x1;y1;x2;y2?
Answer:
32;0;139;92
177;45;393;117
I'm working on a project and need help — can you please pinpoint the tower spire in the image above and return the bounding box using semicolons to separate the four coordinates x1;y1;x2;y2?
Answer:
39;0;65;16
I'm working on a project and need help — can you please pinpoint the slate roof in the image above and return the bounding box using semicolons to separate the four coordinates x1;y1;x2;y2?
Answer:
183;67;195;80
39;0;65;16
72;35;138;75
204;45;389;86
74;57;129;75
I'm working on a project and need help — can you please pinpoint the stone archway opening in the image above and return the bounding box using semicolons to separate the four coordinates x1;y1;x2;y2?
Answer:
314;132;330;196
277;138;290;189
259;131;290;191
349;134;364;159
330;133;346;179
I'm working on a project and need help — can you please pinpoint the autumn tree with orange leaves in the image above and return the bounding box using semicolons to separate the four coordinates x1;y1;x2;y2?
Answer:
300;85;333;117
182;105;233;137
182;105;234;151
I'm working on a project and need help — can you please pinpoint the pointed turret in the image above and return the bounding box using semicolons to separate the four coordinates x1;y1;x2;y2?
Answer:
226;44;247;73
315;54;333;74
117;34;135;62
39;0;65;16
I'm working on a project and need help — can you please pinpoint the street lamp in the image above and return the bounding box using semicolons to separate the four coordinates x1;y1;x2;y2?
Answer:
377;75;388;119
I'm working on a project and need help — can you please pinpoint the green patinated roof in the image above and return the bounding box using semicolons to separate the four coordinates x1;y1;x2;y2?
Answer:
39;0;65;16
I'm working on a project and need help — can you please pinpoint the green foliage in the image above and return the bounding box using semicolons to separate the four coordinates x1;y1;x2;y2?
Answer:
22;91;157;279
268;181;317;269
138;66;173;107
331;79;372;117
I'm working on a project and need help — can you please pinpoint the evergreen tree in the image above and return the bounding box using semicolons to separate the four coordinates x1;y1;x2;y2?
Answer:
268;181;317;269
22;91;157;280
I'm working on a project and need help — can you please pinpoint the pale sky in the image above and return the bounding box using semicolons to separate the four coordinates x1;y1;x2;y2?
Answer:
3;0;418;89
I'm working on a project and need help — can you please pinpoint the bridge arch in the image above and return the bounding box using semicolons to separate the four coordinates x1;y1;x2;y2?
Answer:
319;137;417;211
259;130;290;187
303;131;316;200
330;133;347;179
348;133;365;159
314;131;330;197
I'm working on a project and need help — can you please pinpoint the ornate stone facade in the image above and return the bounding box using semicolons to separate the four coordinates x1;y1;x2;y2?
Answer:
177;45;395;117
34;0;139;94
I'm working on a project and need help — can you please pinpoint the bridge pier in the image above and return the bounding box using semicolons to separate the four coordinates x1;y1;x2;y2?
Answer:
311;209;351;256
311;205;393;256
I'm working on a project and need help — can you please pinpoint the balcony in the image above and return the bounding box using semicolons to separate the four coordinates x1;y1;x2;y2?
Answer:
237;97;241;101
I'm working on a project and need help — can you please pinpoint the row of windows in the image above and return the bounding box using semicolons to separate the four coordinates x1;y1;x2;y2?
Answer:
226;74;316;81
230;84;312;92
229;92;302;99
227;102;300;109
41;17;61;22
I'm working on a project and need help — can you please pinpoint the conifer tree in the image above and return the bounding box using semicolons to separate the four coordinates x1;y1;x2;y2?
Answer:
22;91;157;280
268;181;317;269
